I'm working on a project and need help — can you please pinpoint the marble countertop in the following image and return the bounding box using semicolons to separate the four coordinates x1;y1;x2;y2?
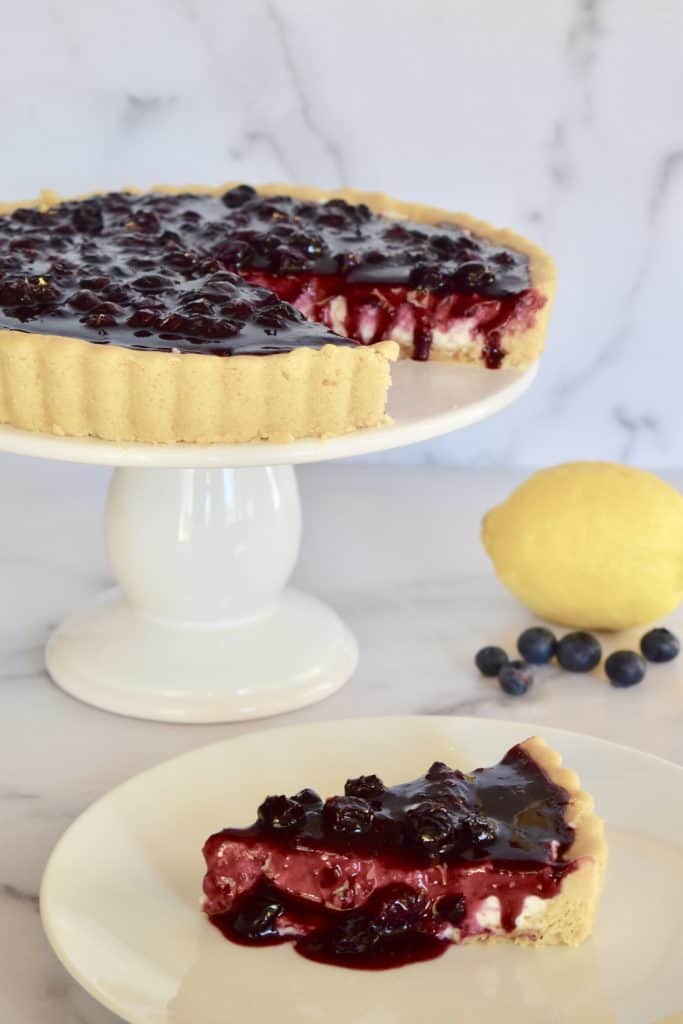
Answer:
0;456;681;1023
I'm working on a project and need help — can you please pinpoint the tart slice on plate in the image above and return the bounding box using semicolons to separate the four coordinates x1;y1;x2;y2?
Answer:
0;184;555;443
202;736;606;969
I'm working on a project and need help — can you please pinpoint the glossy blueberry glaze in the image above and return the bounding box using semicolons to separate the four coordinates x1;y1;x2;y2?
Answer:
0;188;537;362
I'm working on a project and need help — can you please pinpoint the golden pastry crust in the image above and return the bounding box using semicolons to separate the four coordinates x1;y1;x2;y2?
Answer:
0;183;554;443
0;329;397;444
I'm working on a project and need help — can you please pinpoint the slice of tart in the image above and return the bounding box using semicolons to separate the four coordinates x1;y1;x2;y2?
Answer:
202;737;606;969
0;184;555;444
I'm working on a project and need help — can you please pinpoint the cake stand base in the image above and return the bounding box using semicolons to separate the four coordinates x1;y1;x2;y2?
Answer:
46;587;357;723
0;362;537;724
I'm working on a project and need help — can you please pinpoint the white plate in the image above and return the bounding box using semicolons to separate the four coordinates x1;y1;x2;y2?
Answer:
0;362;536;467
41;716;683;1024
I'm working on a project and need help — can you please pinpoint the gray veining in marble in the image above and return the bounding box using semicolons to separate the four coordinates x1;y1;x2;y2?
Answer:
0;0;681;467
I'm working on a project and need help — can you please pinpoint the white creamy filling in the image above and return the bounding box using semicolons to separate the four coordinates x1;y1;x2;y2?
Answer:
475;895;503;930
328;295;348;335
474;894;548;933
431;320;479;354
514;895;546;928
323;292;484;356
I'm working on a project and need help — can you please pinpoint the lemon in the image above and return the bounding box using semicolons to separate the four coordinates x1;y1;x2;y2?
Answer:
482;462;683;630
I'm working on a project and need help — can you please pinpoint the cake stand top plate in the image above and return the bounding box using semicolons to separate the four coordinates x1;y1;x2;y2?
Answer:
0;361;537;468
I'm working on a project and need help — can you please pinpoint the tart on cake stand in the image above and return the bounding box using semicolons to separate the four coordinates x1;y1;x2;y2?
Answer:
0;359;536;723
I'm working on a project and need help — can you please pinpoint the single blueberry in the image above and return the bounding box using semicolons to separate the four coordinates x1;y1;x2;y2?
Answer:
291;787;323;808
323;795;374;836
556;632;602;673
221;184;257;208
257;794;305;832
640;628;680;664
517;627;557;665
231;887;284;942
475;646;509;677
498;660;533;696
405;800;456;859
344;774;385;800
605;651;647;688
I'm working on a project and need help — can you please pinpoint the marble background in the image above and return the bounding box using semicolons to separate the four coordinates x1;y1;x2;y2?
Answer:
1;0;682;466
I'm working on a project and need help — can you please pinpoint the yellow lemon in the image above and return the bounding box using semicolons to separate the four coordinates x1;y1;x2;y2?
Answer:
482;462;683;630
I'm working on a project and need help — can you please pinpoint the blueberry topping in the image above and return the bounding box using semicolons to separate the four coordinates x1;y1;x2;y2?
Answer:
556;632;602;673
0;188;532;362
230;883;285;941
323;796;374;836
425;761;457;781
405;801;456;859
459;813;498;850
640;628;680;664
516;627;557;665
475;645;509;677
257;794;305;832
498;660;533;696
371;884;427;934
221;185;257;208
605;651;647;688
344;774;386;799
291;787;323;807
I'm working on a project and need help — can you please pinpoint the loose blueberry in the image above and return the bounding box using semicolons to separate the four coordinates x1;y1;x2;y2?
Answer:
556;632;602;673
475;646;509;677
605;651;647;688
640;628;680;664
517;627;557;665
498;660;533;696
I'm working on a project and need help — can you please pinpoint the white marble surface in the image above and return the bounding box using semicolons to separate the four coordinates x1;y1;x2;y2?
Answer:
0;456;681;1022
2;0;682;466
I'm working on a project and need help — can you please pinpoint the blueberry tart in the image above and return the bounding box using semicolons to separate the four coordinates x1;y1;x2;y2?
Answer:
0;184;555;444
202;737;605;968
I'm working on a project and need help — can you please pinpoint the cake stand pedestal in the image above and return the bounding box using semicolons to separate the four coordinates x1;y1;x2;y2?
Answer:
0;361;536;723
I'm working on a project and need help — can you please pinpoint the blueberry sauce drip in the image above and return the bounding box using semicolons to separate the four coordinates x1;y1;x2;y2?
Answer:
204;744;576;969
212;880;447;970
0;188;536;362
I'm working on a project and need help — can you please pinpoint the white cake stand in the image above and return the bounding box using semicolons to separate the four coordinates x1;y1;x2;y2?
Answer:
0;361;536;723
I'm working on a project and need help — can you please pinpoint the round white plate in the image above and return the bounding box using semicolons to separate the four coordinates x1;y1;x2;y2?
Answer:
0;362;536;467
41;716;683;1024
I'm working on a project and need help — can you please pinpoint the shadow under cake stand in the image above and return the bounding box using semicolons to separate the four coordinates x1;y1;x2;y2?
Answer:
0;360;536;723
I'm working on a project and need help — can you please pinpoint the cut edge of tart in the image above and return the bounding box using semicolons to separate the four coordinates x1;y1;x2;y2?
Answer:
500;736;607;947
0;183;555;444
227;182;557;369
201;736;607;968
